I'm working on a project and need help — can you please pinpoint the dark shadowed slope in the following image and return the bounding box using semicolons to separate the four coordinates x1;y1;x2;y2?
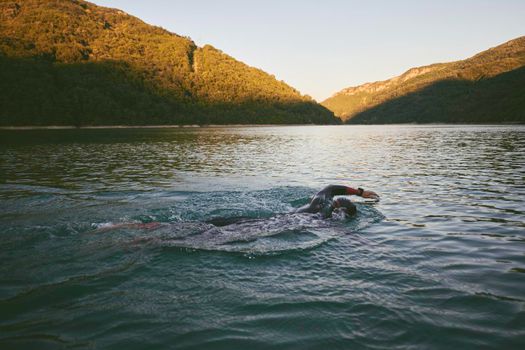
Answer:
322;37;525;124
0;0;339;126
348;67;525;124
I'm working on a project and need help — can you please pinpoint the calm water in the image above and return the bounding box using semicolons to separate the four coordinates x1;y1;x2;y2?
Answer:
1;125;524;349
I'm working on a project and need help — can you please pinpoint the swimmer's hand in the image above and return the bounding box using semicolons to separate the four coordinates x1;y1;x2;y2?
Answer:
361;190;380;201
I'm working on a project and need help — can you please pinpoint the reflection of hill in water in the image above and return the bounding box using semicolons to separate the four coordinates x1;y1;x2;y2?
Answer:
2;126;525;349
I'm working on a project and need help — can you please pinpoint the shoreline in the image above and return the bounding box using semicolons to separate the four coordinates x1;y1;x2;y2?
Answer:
0;124;327;130
1;122;524;130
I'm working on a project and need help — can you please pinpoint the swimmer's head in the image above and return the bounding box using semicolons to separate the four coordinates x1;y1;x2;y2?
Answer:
333;197;357;217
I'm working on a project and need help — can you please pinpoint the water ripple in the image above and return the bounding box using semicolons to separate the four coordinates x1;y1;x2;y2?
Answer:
1;125;525;349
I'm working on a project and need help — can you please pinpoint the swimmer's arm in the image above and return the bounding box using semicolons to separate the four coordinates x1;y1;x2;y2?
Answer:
315;185;350;198
345;186;379;200
321;185;380;200
319;185;360;197
359;189;379;200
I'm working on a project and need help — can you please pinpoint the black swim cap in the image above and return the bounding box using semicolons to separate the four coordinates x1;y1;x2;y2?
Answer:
335;197;356;216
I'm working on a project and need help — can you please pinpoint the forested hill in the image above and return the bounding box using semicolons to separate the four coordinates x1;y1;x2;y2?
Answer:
0;0;339;126
322;37;525;124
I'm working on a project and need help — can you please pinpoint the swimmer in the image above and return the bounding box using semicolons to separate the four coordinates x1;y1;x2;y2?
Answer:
92;185;379;232
295;185;379;218
206;185;379;223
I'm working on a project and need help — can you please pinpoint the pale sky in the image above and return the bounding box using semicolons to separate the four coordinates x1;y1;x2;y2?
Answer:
92;0;525;101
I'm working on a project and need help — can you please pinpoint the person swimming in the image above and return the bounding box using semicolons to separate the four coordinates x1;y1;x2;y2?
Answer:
92;185;379;233
295;185;379;218
205;185;378;227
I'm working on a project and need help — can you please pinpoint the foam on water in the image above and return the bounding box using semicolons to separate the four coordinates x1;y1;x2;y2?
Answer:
90;190;384;255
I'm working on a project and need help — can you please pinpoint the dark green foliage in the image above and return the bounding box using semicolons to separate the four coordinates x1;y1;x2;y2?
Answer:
347;67;525;124
0;0;339;125
323;36;525;124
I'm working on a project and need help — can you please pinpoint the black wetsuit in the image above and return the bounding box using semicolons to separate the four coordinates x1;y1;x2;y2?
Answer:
295;185;357;218
206;185;358;227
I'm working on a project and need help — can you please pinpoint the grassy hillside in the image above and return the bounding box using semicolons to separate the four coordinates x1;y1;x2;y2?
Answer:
0;0;339;125
322;37;525;123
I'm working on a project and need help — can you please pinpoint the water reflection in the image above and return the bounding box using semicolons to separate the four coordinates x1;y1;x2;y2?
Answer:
1;125;525;349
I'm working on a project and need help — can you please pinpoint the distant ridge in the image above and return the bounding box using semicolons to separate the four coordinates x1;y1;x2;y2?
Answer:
322;37;525;124
0;0;339;126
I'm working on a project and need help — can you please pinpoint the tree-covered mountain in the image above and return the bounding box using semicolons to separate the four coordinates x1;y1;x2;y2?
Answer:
0;0;339;126
322;37;525;124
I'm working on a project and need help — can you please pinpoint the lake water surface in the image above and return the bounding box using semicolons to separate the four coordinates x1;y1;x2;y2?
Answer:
1;125;524;349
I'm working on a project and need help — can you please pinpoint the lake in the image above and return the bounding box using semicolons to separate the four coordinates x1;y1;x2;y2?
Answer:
1;125;524;349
